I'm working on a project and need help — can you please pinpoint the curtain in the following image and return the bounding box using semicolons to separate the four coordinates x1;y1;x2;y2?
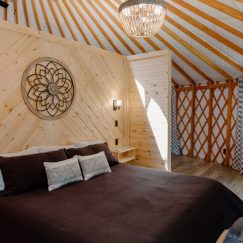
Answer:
233;78;243;174
171;86;181;156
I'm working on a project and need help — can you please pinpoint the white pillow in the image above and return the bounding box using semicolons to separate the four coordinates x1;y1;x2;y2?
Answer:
0;147;40;191
44;156;83;191
0;147;39;158
35;145;75;153
73;139;104;148
77;151;111;181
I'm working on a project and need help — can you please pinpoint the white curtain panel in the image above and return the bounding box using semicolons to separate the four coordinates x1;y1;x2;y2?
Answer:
171;86;181;156
233;78;243;174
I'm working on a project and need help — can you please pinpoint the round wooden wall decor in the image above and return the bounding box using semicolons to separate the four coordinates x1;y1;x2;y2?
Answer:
21;57;76;120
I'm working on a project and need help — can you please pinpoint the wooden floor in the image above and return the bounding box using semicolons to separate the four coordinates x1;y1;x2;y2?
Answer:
172;155;243;201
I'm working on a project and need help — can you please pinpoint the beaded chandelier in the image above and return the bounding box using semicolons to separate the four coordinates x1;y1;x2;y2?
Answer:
119;0;166;38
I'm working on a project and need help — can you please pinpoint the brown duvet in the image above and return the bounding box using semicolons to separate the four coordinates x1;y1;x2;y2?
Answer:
0;164;242;243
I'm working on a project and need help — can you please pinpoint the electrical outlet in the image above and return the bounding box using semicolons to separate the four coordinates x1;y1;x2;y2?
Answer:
115;139;118;145
115;120;118;127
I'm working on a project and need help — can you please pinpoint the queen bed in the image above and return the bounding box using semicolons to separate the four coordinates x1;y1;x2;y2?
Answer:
0;144;242;243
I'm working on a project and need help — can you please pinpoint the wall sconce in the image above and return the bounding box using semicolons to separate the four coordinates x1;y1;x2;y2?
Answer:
113;99;122;110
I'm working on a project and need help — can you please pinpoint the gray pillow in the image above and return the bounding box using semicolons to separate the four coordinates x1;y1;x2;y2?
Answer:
77;151;111;181
44;156;83;191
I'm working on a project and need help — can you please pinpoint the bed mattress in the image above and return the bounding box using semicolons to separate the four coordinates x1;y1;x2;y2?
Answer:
0;164;242;243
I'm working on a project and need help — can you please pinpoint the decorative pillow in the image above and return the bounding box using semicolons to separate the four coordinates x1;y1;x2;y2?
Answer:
44;156;83;191
0;147;40;191
35;145;75;153
77;152;111;181
0;147;39;158
0;149;67;195
73;139;104;148
65;143;118;166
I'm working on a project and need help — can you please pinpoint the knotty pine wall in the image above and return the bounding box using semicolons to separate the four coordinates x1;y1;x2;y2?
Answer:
176;81;238;166
128;51;172;171
0;21;131;153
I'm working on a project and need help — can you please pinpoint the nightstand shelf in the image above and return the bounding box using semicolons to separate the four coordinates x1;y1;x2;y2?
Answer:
112;146;136;163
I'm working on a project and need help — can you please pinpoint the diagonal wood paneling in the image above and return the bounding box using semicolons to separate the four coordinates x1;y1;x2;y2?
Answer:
0;21;131;153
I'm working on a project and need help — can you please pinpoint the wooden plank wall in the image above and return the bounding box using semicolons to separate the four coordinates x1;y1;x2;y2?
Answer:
128;51;172;171
176;81;238;166
0;21;132;153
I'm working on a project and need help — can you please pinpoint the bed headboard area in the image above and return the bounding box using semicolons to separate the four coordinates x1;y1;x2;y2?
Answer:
0;21;131;153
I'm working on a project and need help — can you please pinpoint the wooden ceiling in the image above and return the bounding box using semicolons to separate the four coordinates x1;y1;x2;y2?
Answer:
0;0;242;86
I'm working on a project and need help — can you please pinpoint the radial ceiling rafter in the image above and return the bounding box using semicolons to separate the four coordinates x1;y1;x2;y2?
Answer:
87;0;135;54
165;0;243;55
40;0;53;34
77;0;122;54
47;0;66;38
198;0;243;22
1;0;242;86
172;0;243;39
69;0;105;49
62;0;90;45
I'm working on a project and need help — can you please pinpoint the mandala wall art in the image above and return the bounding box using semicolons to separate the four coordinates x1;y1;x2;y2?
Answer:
21;57;76;120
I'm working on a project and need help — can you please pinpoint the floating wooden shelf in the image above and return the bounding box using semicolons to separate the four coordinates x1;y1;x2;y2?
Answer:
112;146;136;164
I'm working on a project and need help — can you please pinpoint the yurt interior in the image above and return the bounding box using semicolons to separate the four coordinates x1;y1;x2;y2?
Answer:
0;0;242;242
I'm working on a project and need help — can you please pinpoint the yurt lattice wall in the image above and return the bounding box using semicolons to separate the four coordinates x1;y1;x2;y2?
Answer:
176;81;239;165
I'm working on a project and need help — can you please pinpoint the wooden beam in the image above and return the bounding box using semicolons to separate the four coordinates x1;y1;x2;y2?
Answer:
224;80;234;166
55;0;77;41
22;0;30;27
70;0;105;49
166;16;243;73
39;0;53;34
162;25;233;80
13;0;18;24
189;85;196;157
87;1;135;54
77;0;122;54
62;0;90;44
165;1;243;55
4;0;8;21
177;81;238;91
173;61;195;85
172;0;243;39
206;83;213;162
31;0;41;31
47;0;66;38
199;0;243;22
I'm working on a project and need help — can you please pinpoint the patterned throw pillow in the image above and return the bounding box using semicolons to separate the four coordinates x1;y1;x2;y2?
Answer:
44;156;83;191
0;150;68;195
77;151;111;181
